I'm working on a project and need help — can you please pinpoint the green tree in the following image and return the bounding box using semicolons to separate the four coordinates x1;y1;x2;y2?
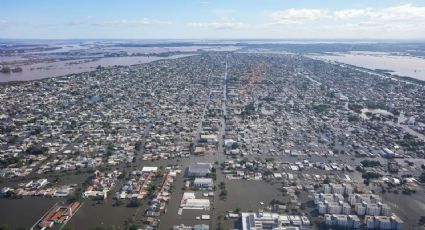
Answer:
419;172;425;183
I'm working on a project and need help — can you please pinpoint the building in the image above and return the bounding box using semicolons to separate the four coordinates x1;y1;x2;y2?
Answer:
193;178;213;188
365;215;403;230
173;225;192;230
172;224;209;230
349;194;381;205
317;200;351;215
241;211;309;230
381;148;396;158
180;192;210;210
322;183;353;195
318;203;327;214
325;214;361;229
354;201;392;216
39;201;80;229
194;224;209;230
323;184;332;194
343;183;353;195
327;202;342;214
224;139;237;148
314;193;344;204
366;204;381;216
355;203;367;216
200;134;218;144
342;202;351;215
330;183;344;194
379;203;391;216
187;163;212;177
142;167;158;173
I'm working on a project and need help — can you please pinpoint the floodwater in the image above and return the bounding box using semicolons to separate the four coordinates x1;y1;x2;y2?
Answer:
380;191;425;228
0;54;193;82
315;52;425;81
67;155;218;230
0;197;63;229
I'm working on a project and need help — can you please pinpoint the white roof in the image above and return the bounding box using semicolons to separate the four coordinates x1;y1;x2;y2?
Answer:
142;167;158;172
194;178;213;183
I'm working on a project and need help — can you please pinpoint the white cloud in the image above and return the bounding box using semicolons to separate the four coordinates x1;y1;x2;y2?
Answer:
0;19;9;25
93;18;172;26
375;4;425;21
269;4;425;23
269;8;329;24
333;9;372;19
266;4;425;38
188;20;249;30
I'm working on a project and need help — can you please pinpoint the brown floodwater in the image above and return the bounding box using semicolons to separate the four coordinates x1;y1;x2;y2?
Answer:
0;197;64;229
0;54;193;82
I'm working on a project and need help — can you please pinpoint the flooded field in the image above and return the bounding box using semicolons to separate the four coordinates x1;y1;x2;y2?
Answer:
315;52;425;81
0;54;193;82
0;42;242;83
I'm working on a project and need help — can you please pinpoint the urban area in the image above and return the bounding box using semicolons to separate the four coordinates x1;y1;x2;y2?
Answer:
1;51;425;230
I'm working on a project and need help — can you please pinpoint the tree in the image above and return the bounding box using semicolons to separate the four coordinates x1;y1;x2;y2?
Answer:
219;190;227;200
419;172;425;183
323;176;331;184
114;199;124;207
0;224;10;230
0;66;11;74
419;216;425;226
361;160;381;167
106;143;115;156
127;198;142;207
134;141;142;151
25;144;48;155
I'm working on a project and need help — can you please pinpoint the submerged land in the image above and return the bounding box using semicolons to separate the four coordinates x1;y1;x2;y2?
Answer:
0;40;425;230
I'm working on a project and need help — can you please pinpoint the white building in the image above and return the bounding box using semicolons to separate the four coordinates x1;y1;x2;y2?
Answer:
331;183;344;194
366;204;381;216
365;215;403;230
379;203;391;216
325;214;361;229
180;192;210;210
355;203;366;216
193;178;213;188
200;134;218;144
240;211;309;230
187;163;212;177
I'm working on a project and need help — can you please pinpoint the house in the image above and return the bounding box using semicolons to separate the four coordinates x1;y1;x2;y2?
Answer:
193;178;213;188
142;167;158;173
200;135;218;144
224;139;237;148
0;187;11;196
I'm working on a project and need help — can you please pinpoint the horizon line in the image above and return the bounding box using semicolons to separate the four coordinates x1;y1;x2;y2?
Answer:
2;37;425;42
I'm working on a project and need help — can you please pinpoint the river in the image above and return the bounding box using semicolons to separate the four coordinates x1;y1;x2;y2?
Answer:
0;54;193;82
313;52;425;81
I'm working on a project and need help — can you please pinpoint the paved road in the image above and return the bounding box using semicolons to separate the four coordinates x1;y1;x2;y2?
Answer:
211;55;228;230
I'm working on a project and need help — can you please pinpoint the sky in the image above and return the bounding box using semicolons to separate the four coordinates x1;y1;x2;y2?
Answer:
1;0;425;39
